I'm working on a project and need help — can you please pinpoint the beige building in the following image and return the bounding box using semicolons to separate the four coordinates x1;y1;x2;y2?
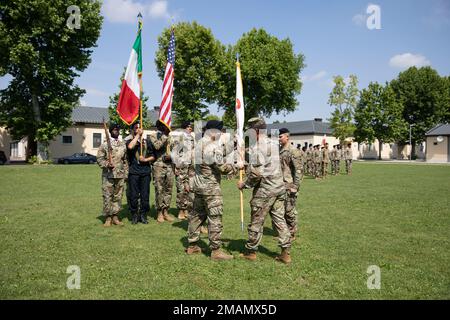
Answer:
425;124;450;163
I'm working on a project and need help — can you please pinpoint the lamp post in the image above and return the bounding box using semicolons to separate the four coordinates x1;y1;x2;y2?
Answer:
409;124;415;161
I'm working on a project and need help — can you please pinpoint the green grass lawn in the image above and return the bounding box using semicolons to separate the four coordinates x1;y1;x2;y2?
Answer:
0;162;449;299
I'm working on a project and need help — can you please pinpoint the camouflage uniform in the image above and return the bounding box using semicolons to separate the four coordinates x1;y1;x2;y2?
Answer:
330;146;336;175
322;146;330;178
279;143;303;237
306;147;313;176
188;135;237;250
345;145;353;174
313;146;322;179
97;138;129;218
336;146;343;174
242;132;291;253
149;130;174;212
172;131;195;215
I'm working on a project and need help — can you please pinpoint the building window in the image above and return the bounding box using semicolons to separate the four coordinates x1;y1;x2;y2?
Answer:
10;142;18;158
62;136;72;144
93;133;102;148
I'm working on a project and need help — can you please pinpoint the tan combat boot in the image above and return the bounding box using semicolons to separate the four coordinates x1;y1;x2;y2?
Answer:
112;215;124;226
178;209;186;220
157;211;164;223
163;209;175;222
185;245;202;255
211;249;233;261
275;248;292;264
103;216;112;227
200;225;208;234
239;251;257;261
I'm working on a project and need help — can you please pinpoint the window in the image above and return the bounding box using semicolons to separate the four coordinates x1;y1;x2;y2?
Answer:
93;133;102;148
10;142;18;158
62;136;72;144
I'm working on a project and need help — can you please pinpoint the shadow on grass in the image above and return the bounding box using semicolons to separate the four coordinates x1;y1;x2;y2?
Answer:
179;236;210;258
223;238;279;258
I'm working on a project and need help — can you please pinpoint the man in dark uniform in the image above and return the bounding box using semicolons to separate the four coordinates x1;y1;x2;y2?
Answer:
126;122;155;224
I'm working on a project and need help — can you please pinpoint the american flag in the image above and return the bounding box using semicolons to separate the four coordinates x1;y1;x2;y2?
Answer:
159;30;175;128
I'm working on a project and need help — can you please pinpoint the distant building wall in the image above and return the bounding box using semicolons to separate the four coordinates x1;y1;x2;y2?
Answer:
426;136;448;163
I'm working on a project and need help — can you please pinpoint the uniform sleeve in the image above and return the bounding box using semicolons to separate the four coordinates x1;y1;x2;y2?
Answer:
291;150;303;190
149;133;168;150
122;146;129;176
96;144;109;168
242;163;262;189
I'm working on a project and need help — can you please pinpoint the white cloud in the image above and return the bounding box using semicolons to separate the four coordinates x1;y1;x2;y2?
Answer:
302;71;327;82
79;99;88;107
102;0;173;23
352;13;366;26
389;53;431;69
86;88;108;97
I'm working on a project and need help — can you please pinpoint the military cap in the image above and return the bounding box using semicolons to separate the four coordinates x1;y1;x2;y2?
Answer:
205;120;223;130
181;120;192;129
109;123;120;133
279;128;290;135
247;117;266;129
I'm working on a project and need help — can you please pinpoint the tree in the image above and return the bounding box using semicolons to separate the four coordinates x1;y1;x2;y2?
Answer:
108;69;151;137
354;82;406;159
328;75;359;142
390;67;450;157
0;0;103;161
155;22;227;122
219;28;305;128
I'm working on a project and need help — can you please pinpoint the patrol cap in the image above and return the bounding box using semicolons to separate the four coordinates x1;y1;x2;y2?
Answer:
205;120;223;130
279;128;290;135
181;120;192;129
109;123;120;133
247;117;266;130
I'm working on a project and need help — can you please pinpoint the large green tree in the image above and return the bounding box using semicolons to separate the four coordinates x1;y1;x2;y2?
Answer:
219;28;305;128
390;67;450;156
0;0;103;161
155;22;227;123
354;82;406;159
328;75;359;142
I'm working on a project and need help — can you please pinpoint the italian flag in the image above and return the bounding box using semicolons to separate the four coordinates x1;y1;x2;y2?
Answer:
117;25;142;125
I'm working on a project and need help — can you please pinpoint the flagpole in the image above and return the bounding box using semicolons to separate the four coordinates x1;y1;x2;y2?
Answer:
137;13;143;156
237;53;244;232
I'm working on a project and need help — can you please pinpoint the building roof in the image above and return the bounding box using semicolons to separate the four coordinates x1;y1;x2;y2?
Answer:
267;119;333;135
425;123;450;136
71;106;160;125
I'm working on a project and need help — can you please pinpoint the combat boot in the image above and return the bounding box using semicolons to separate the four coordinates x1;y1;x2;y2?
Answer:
200;225;208;234
185;244;202;255
131;214;139;225
178;209;186;220
275;248;292;264
211;249;233;261
139;214;148;224
112;215;124;226
103;217;112;227
239;251;257;261
163;209;175;222
157;211;164;223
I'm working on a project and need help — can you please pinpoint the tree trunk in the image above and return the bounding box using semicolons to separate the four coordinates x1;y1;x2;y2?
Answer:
378;140;382;160
31;92;48;162
411;141;416;160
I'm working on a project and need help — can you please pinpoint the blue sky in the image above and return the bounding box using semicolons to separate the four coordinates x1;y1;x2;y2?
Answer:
1;0;450;123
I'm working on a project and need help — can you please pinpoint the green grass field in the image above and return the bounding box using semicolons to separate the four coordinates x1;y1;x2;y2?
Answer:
0;162;449;299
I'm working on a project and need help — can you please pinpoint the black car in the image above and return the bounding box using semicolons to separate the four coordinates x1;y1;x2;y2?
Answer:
0;150;7;165
58;153;97;164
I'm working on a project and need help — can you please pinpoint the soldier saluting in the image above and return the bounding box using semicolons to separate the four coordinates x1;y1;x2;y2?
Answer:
97;123;129;227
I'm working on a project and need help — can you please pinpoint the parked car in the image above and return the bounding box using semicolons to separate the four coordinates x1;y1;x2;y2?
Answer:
58;153;97;164
0;150;7;165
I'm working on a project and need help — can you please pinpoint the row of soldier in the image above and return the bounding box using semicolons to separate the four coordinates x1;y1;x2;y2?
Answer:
296;142;354;180
96;117;342;264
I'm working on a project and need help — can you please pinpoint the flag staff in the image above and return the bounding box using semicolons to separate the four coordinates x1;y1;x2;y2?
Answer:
236;52;245;232
137;13;144;156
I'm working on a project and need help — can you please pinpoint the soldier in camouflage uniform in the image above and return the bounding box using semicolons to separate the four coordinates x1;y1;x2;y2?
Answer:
322;143;330;178
313;145;322;180
97;123;129;227
306;144;313;176
336;144;343;174
149;120;175;223
345;142;353;175
172;121;195;221
186;120;238;261
278;128;302;240
238;118;292;264
330;145;337;175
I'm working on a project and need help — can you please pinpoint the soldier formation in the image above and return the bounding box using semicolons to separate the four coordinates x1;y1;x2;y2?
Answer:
97;118;354;264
